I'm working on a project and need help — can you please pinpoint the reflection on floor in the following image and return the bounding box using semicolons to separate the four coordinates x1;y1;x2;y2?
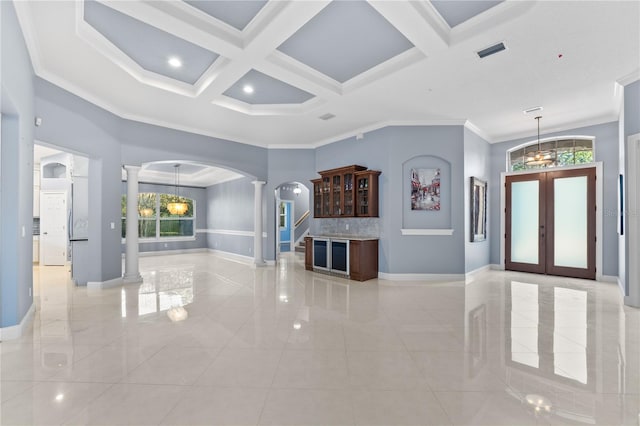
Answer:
1;252;639;425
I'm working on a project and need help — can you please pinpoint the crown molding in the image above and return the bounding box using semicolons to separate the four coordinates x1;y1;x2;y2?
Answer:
618;68;640;86
491;112;619;144
464;120;494;143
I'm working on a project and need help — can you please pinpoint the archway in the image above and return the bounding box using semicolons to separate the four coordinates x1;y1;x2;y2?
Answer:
274;182;310;260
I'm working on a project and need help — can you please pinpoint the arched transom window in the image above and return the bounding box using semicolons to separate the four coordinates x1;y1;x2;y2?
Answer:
508;138;594;171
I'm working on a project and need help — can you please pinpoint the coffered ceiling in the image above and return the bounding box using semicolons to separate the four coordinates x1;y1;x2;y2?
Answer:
14;1;640;148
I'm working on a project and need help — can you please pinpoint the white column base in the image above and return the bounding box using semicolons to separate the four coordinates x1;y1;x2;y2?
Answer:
122;273;143;284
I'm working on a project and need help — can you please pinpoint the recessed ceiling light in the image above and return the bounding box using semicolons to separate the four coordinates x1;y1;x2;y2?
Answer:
168;57;182;68
243;85;254;94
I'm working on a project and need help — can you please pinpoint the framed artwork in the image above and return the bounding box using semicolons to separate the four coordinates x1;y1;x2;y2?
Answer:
410;168;441;210
470;177;487;242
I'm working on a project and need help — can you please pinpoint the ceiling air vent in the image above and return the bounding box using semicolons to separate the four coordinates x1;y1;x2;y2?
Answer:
318;113;336;121
523;106;543;114
477;42;506;59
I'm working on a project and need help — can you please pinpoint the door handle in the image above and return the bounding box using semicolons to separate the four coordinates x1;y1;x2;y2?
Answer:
43;232;48;235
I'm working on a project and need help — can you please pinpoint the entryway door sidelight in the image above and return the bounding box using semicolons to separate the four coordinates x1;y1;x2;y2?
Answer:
506;167;596;280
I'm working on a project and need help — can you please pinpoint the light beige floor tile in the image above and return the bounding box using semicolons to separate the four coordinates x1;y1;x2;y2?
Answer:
13;255;639;426
272;349;349;389
124;346;219;385
0;381;110;425
64;383;184;425
259;389;354;425
161;386;268;425
351;389;452;425
196;348;282;388
347;350;430;390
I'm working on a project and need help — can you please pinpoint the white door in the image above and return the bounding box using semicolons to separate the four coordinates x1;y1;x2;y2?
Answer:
41;191;67;265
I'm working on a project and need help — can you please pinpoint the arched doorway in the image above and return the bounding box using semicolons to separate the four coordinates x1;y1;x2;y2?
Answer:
274;182;310;259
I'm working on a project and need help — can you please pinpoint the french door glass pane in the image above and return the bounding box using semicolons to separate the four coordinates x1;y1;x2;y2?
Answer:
554;176;587;268
511;181;539;264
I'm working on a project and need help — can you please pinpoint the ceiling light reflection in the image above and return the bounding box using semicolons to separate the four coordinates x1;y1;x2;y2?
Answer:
55;393;64;402
167;306;188;322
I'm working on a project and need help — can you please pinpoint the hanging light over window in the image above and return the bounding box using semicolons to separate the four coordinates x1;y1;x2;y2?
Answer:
525;116;554;167
293;185;302;196
167;164;188;216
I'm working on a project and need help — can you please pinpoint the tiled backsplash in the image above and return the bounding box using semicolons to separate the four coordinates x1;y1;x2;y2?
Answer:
311;217;380;237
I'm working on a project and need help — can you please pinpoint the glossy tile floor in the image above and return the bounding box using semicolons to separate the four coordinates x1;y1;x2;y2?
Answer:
1;252;639;425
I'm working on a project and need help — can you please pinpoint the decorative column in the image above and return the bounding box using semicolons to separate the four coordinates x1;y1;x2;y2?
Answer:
252;180;266;267
123;165;143;283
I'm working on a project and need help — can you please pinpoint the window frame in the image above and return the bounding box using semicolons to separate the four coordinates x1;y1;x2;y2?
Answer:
121;192;196;243
506;136;595;172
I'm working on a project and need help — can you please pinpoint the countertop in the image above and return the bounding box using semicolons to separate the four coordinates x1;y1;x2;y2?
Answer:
308;234;379;241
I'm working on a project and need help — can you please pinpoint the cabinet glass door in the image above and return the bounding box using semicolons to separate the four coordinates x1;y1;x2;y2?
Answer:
313;182;322;217
344;173;354;216
357;177;369;216
332;175;342;215
322;177;330;216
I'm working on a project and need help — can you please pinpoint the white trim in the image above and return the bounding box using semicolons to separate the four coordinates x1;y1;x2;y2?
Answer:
464;120;493;143
627;133;640;307
598;275;619;283
137;248;208;258
500;163;603;278
617;68;640;86
197;229;267;238
87;277;124;290
207;248;255;265
400;228;454;236
490;264;505;271
378;272;465;282
0;303;35;341
464;264;491;284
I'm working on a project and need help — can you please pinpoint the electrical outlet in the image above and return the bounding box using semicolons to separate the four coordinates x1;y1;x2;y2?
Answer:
164;243;168;248
346;224;349;230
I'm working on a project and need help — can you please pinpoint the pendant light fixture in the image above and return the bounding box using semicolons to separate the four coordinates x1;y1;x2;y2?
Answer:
167;164;188;216
293;184;302;196
525;116;554;167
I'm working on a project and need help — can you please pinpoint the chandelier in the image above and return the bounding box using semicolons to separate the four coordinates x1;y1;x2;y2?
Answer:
167;164;188;216
525;116;554;167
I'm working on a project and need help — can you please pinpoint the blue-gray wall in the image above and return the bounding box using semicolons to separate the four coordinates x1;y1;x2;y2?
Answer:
489;121;619;276
121;182;208;253
1;1;35;328
120;120;267;182
206;177;255;257
35;78;123;286
315;126;466;275
464;128;491;273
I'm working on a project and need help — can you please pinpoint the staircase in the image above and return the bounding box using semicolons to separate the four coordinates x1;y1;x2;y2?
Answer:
294;238;306;253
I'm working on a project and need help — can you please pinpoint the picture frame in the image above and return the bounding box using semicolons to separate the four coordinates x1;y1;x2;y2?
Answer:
470;177;487;242
410;168;441;211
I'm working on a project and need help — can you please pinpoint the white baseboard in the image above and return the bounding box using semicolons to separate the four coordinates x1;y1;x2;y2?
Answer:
88;276;124;290
490;264;504;271
207;249;255;265
121;248;208;259
598;274;619;283
0;303;35;341
139;248;208;257
465;265;491;284
378;272;465;282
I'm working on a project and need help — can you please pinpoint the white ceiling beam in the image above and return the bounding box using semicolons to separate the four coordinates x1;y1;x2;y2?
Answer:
367;0;450;58
99;0;243;57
